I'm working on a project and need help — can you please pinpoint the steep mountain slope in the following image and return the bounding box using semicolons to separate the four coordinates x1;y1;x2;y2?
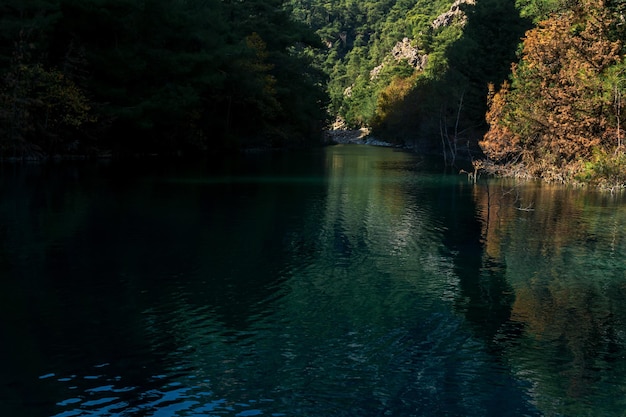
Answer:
290;0;530;158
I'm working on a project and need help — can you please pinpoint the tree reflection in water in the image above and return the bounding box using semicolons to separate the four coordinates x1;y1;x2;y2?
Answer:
472;180;626;415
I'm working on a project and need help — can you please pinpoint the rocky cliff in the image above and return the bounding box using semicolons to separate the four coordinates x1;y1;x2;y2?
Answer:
432;0;476;30
369;0;476;80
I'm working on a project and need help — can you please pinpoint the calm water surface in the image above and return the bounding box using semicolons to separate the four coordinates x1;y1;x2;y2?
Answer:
1;145;625;417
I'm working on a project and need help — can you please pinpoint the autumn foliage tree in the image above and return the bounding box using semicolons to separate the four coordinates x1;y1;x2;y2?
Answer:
480;0;624;183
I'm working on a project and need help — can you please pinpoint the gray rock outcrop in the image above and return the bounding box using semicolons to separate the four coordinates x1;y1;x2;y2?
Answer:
391;37;429;70
432;0;476;30
370;38;428;79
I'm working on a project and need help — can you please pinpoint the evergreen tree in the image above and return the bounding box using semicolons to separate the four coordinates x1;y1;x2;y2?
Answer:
0;0;329;155
56;0;229;152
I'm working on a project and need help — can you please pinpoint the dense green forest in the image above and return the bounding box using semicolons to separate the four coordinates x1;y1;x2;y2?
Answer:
0;0;329;157
0;0;625;187
288;0;529;155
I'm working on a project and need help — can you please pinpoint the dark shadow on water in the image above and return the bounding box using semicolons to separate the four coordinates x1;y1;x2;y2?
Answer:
434;178;515;341
431;177;539;416
0;153;331;416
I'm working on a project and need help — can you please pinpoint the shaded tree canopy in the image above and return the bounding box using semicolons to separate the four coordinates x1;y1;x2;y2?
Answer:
0;0;329;157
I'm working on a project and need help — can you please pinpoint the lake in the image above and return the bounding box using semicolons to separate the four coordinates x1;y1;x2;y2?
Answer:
1;145;625;417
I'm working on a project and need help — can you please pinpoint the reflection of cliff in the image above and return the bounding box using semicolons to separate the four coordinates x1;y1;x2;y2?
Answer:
473;181;626;415
319;146;450;301
275;145;463;333
323;146;417;256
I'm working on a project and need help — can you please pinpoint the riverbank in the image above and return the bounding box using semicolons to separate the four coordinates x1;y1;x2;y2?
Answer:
324;128;395;147
478;154;626;193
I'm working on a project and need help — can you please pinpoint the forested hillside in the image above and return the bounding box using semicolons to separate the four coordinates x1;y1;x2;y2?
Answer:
293;0;625;187
0;0;328;157
288;0;531;158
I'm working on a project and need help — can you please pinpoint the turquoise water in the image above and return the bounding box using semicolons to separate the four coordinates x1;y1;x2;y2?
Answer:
1;145;625;416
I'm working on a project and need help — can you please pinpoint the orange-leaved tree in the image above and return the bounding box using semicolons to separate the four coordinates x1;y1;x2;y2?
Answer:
480;0;622;181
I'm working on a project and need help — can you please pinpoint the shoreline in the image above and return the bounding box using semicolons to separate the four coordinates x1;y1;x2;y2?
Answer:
324;128;395;147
